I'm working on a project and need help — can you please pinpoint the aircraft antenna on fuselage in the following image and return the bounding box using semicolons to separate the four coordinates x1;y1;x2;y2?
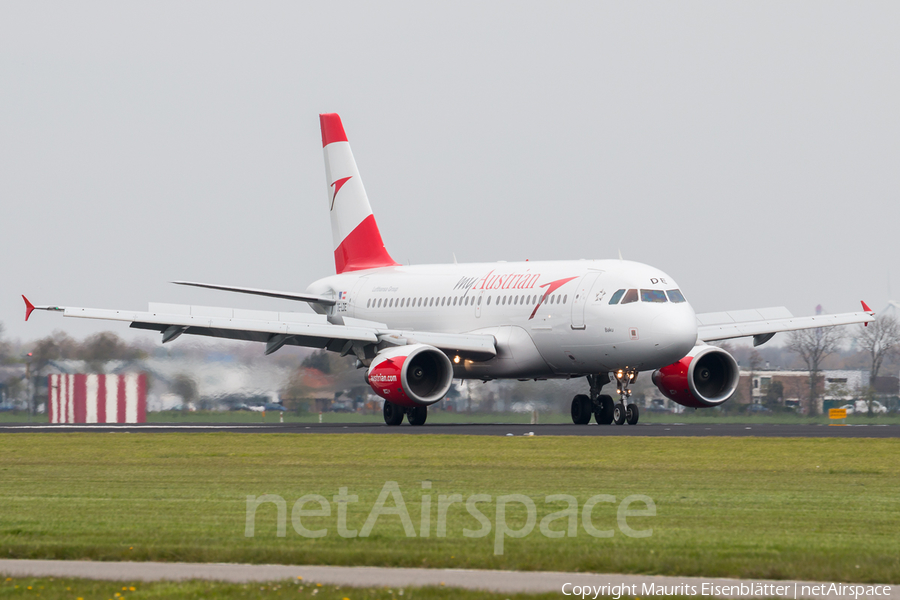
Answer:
320;113;399;275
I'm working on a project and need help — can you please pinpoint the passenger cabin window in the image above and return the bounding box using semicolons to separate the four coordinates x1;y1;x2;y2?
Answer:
666;289;686;303
621;289;639;304
641;290;667;303
609;289;626;305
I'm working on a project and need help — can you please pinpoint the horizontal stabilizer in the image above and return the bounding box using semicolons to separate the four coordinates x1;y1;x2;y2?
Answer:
172;281;335;306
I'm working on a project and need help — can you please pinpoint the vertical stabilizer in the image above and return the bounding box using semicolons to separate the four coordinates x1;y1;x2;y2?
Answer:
320;113;399;274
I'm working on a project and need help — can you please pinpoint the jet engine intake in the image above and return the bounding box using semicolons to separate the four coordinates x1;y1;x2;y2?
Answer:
651;345;739;408
366;344;453;407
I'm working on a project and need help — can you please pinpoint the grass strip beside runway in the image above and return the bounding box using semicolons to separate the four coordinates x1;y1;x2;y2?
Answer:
0;576;558;599
0;434;897;583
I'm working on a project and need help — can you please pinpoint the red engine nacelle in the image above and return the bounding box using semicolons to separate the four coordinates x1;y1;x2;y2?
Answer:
651;345;740;408
366;344;454;407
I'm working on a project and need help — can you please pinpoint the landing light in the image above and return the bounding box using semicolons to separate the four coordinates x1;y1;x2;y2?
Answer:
453;355;460;364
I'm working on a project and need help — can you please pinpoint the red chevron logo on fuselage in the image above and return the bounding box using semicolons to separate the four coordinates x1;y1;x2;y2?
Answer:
528;276;579;320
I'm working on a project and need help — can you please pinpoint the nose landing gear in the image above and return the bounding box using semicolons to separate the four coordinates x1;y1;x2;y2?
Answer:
613;368;640;426
570;370;640;425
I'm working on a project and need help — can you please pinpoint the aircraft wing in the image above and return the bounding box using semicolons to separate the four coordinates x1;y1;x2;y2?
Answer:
696;302;875;346
22;298;497;361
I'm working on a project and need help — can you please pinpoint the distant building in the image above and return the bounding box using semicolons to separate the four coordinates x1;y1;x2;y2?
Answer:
47;373;147;423
738;369;869;413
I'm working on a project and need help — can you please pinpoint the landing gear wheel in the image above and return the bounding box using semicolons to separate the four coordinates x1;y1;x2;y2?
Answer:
594;395;614;425
571;394;592;424
613;402;627;425
625;403;639;425
407;405;428;426
383;400;404;426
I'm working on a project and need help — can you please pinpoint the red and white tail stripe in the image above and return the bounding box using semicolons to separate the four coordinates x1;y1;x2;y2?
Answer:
320;113;398;274
48;373;146;424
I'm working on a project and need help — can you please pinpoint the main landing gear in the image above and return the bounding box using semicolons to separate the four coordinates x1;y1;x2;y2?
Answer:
383;400;428;426
570;371;639;426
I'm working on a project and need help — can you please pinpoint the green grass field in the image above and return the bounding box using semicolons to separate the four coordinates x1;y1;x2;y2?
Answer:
0;577;559;600
0;434;898;584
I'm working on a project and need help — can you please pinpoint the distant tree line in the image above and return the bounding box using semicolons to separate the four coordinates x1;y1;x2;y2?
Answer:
26;330;149;373
784;313;899;415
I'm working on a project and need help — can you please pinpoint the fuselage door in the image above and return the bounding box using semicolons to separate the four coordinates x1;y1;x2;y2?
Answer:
570;271;603;330
475;289;484;318
347;276;369;318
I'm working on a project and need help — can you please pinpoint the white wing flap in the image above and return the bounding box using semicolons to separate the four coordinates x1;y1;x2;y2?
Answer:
695;306;793;326
147;302;329;324
698;309;875;343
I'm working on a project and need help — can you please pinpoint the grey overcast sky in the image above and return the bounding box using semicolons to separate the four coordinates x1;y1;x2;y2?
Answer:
1;2;898;344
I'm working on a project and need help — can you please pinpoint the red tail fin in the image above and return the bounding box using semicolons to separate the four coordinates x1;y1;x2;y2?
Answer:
320;114;399;274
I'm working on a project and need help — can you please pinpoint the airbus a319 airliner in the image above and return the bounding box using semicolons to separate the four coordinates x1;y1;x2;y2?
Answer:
24;114;875;426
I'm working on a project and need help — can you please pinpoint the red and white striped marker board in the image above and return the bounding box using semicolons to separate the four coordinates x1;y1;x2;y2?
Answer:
48;374;147;424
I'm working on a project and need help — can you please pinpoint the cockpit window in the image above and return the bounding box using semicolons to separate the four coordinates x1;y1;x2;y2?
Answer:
621;289;639;304
666;289;686;303
609;289;625;305
641;289;667;303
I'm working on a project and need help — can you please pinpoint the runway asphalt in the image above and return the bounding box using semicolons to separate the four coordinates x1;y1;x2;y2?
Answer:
0;422;898;437
0;559;894;599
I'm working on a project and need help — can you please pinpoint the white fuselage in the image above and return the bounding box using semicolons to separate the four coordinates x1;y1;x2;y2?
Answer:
306;259;698;380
